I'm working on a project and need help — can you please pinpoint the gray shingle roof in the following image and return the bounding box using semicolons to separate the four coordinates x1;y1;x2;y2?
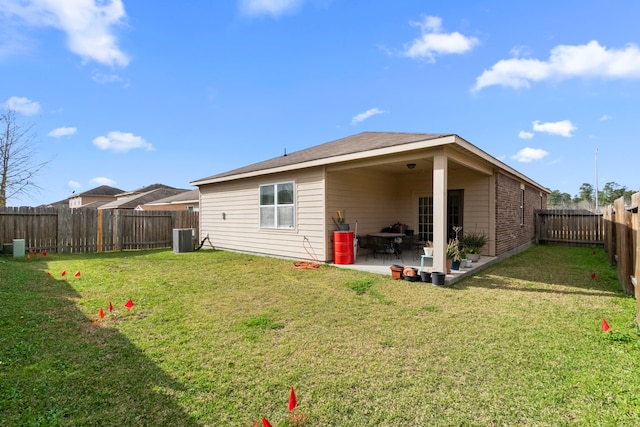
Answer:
193;131;448;183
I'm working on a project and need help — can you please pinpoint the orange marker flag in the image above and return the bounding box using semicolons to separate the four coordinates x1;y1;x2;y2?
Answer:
46;272;51;276
591;273;596;280
288;386;297;411
109;301;113;313
125;298;134;309
602;318;610;332
74;271;81;277
42;251;47;256
261;418;272;427
98;307;105;319
27;254;31;260
61;270;66;277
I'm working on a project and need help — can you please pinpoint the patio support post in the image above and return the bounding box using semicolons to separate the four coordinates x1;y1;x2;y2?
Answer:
432;150;448;274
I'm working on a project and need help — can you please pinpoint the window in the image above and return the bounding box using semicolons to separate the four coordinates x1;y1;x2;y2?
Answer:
260;182;295;229
520;184;525;226
417;190;464;242
418;196;433;242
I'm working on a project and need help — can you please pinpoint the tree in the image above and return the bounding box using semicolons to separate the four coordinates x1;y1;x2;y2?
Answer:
578;183;594;203
548;190;572;207
598;181;633;205
0;108;47;207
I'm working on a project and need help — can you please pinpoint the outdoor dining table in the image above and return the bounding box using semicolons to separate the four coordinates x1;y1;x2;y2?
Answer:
366;232;406;258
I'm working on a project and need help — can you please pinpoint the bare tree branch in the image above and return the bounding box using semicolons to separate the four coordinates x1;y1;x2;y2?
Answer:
0;108;49;207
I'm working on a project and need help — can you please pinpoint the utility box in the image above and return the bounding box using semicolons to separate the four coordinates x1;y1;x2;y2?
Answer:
13;239;25;258
173;229;194;253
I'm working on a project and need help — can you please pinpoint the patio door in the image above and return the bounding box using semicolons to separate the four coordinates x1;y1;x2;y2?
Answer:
417;190;464;242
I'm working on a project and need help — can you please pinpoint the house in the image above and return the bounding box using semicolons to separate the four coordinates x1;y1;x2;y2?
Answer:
68;185;125;208
98;184;190;210
136;189;199;211
190;132;549;274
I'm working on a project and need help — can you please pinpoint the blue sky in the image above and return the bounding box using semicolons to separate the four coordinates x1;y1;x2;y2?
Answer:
2;0;639;206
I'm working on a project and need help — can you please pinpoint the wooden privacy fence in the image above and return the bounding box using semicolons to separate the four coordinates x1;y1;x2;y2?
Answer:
0;207;199;253
601;193;640;327
535;209;604;247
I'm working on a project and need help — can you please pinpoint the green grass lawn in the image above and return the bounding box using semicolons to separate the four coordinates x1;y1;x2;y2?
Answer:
1;245;639;426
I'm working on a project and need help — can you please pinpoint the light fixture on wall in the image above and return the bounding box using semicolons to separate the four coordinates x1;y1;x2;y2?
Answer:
406;163;416;169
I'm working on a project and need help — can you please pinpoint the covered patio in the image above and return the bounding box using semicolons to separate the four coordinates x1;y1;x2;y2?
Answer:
331;248;499;286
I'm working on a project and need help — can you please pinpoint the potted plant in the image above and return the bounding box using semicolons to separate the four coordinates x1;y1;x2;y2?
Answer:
460;231;487;262
446;238;461;272
423;240;433;256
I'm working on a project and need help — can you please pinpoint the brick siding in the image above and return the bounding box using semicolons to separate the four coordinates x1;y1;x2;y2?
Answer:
495;172;547;255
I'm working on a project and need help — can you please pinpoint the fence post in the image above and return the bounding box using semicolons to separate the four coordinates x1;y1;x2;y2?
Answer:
633;193;640;327
614;198;634;295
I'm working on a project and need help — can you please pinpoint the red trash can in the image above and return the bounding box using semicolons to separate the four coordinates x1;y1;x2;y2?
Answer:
333;231;354;264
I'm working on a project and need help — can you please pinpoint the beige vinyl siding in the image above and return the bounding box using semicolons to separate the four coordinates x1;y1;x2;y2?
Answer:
326;169;399;229
199;168;327;261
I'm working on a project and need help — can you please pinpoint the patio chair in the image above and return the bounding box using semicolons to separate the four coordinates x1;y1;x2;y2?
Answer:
357;235;375;260
400;235;420;262
370;236;394;263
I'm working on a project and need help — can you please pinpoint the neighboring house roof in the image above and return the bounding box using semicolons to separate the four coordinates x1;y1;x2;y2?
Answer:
99;187;190;209
115;183;179;198
80;200;113;209
191;131;549;193
74;185;124;197
141;189;199;206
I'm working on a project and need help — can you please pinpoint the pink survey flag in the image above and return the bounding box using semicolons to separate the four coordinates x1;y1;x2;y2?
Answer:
109;301;113;313
591;273;596;280
61;270;66;277
98;307;105;319
74;271;81;277
261;418;272;427
125;298;134;309
601;318;610;332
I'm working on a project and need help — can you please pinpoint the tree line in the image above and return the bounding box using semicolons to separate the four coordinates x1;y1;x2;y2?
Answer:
548;182;636;209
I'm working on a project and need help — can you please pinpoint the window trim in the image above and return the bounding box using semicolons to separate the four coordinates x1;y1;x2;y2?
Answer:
259;181;296;230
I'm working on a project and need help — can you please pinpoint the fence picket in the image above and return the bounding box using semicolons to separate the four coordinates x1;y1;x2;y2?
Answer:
0;207;198;254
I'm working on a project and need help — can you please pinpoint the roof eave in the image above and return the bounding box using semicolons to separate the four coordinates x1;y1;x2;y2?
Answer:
191;134;458;186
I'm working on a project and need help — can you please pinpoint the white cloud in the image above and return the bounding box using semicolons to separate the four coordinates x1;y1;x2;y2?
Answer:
518;131;534;139
67;180;81;189
403;15;479;61
93;131;154;152
599;114;612;121
351;108;385;125
1;0;130;67
90;177;117;186
92;71;123;84
474;40;640;91
48;126;77;137
532;120;577;137
3;96;41;115
239;0;303;17
512;147;549;163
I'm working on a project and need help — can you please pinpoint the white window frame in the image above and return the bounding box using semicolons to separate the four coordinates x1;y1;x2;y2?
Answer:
259;182;295;229
520;183;525;226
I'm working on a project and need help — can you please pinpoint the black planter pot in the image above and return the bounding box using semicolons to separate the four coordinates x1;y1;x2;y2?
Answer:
431;272;446;286
420;271;431;283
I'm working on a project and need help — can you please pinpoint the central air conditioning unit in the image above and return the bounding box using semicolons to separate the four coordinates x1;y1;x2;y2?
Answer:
173;228;194;253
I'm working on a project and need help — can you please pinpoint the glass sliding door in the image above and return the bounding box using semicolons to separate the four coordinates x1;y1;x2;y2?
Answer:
417;190;464;242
